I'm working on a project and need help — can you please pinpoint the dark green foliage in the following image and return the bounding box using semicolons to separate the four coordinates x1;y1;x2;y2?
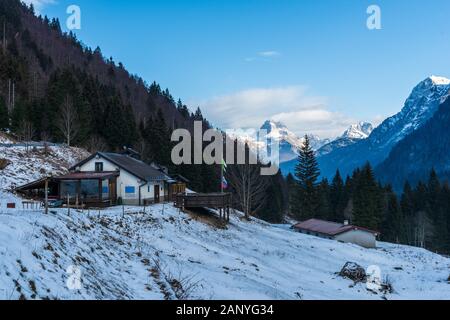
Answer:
352;163;383;230
293;135;320;220
257;172;287;223
142;109;171;166
0;97;8;130
381;186;404;243
329;170;348;222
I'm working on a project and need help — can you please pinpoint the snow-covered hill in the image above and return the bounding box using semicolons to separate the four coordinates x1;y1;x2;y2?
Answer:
0;143;89;191
0;202;449;300
1;142;449;300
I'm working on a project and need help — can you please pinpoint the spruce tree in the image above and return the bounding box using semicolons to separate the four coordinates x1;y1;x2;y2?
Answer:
286;173;297;216
401;182;415;245
294;135;320;220
317;178;331;220
352;163;383;230
330;170;347;222
381;186;404;243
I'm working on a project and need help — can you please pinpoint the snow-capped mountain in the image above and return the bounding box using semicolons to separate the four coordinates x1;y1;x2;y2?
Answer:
341;122;373;140
376;91;450;191
316;76;450;179
228;121;330;163
317;122;373;157
260;121;329;162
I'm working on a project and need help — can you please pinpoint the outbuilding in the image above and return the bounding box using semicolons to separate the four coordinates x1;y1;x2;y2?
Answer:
293;219;380;248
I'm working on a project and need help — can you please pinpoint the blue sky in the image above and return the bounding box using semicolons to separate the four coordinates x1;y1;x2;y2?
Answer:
26;0;450;138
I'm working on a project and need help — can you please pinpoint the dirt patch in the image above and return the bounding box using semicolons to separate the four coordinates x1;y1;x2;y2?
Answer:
185;208;228;230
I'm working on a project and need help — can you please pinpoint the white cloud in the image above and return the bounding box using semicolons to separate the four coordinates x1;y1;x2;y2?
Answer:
22;0;56;13
258;51;280;57
192;86;357;139
245;50;281;62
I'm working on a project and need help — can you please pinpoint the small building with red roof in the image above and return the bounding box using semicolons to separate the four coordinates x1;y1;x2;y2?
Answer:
292;219;380;248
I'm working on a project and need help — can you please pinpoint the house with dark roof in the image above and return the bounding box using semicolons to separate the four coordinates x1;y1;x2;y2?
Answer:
292;219;380;248
16;152;187;207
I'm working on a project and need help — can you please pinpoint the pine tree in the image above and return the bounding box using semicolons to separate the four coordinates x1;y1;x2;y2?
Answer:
352;163;383;230
381;186;404;243
401;182;415;245
317;178;331;220
294;135;320;220
286;173;297;216
329;170;347;222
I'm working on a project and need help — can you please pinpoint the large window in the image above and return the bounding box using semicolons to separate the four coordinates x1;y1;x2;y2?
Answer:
60;181;78;199
80;180;99;200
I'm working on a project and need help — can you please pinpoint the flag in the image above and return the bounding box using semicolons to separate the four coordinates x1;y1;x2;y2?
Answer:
221;176;229;190
221;158;228;172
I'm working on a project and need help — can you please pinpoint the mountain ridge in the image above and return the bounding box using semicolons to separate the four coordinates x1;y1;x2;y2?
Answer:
315;76;450;179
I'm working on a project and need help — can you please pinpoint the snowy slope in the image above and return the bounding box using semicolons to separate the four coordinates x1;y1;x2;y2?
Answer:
0;204;449;300
0;144;89;191
1;143;449;300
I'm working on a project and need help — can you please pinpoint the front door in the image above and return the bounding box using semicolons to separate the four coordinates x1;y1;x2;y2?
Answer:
154;185;160;203
109;178;117;205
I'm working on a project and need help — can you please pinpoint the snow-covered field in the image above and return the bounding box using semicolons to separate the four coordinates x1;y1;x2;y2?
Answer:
0;143;449;300
0;202;449;300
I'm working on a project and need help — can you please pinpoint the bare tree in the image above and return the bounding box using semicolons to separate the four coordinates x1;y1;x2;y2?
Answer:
19;120;35;153
40;131;52;155
84;135;108;153
57;95;79;147
227;163;268;220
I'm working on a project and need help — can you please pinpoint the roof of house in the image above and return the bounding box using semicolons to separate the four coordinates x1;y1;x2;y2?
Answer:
53;171;119;181
70;152;169;182
293;219;379;236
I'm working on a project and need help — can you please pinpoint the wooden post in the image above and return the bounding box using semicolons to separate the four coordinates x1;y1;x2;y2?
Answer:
67;194;70;216
44;179;48;214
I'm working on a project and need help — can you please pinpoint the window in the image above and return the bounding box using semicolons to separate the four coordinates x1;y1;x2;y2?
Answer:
95;162;104;172
125;186;136;194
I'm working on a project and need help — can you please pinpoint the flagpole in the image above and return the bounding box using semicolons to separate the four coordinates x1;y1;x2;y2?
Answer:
221;133;224;194
221;161;224;194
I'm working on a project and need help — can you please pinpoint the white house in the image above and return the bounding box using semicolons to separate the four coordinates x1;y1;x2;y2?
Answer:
69;152;170;206
293;219;380;248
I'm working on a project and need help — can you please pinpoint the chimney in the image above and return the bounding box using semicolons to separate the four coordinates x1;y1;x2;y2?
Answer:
344;220;349;226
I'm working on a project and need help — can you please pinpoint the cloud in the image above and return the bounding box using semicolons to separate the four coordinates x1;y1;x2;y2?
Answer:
21;0;56;13
245;50;281;62
258;51;280;57
192;86;357;139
